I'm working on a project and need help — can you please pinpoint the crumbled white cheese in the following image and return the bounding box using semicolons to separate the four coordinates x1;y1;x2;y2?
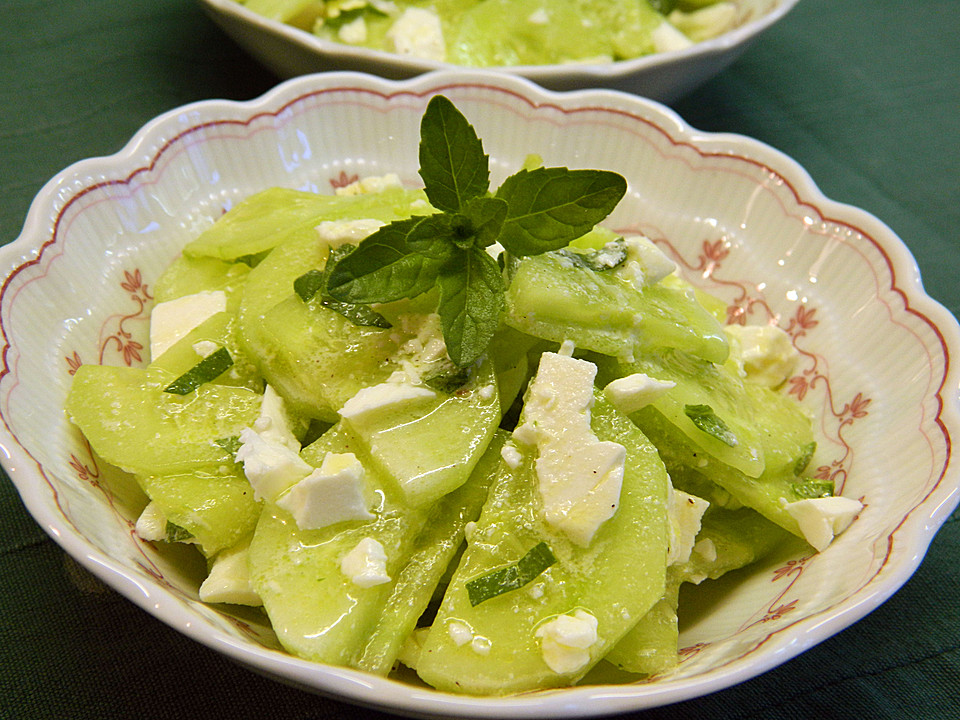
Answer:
135;501;169;542
338;381;436;422
149;290;227;360
191;340;219;358
500;441;523;469
386;7;446;62
613;236;677;289
341;537;391;588
603;372;676;415
235;426;312;502
253;384;301;453
447;621;474;647
693;537;717;563
397;626;431;670
334;173;403;196
276;452;374;531
198;540;262;606
337;15;368;44
666;487;710;566
515;352;625;547
535;609;599;674
316;218;385;247
725;324;799;387
785;496;862;552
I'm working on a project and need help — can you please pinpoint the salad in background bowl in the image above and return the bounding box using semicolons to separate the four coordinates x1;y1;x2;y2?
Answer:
2;71;958;716
200;0;800;102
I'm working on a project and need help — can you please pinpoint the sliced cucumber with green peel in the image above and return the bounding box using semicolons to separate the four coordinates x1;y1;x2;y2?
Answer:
504;251;728;364
153;254;251;308
184;185;431;261
248;423;428;666
415;392;670;695
341;357;501;507
356;432;507;675
138;464;260;557
66;364;261;477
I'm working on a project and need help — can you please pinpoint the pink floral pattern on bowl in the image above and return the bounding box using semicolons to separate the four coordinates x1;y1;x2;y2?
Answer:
1;72;957;717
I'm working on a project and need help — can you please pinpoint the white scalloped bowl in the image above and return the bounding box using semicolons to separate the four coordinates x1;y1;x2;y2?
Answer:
2;71;958;718
200;0;800;103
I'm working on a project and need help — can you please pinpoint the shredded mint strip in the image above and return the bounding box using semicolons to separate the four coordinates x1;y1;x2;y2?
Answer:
465;541;557;607
684;404;738;447
793;441;817;476
791;479;835;500
163;347;234;395
324;95;627;367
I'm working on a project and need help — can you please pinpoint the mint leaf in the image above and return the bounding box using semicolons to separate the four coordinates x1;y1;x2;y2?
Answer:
294;248;392;328
437;246;505;367
463;196;508;248
326;217;446;304
419;95;490;213
406;212;474;258
495;167;627;256
684;404;738;447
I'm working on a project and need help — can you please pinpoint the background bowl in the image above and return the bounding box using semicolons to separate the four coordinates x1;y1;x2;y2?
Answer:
199;0;800;103
1;70;958;718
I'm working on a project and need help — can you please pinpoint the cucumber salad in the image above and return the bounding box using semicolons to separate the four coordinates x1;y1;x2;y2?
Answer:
67;97;862;694
240;0;740;67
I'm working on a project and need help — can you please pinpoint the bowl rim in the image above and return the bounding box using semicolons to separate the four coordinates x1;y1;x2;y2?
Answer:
198;0;803;81
2;69;959;718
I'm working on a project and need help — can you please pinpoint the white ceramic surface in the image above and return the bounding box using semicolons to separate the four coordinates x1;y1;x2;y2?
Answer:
2;71;958;718
199;0;800;103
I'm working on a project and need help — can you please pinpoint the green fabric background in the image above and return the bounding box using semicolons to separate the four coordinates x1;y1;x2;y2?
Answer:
1;0;958;717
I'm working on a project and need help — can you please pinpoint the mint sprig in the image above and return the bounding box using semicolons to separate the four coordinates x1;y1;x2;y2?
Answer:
325;95;627;367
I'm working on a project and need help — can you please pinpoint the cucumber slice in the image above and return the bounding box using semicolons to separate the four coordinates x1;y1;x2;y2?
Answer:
596;349;766;478
138;464;260;557
153;254;251;308
148;311;262;392
66;364;261;477
415;392;670;695
184;185;430;261
237;233;433;421
248;423;428;666
605;584;680;677
356;432;507;675
504;251;728;364
341;357;501;507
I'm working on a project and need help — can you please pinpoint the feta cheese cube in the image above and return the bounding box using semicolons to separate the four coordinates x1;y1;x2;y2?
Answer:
276;452;374;531
341;537;391;588
785;495;863;552
726;324;799;387
135;501;169;542
235;426;312;502
613;236;677;289
535;609;599;674
338;381;436;422
316;218;385;247
386;7;446;62
198;540;262;606
666;487;710;566
149;290;227;360
517;352;625;547
603;372;676;414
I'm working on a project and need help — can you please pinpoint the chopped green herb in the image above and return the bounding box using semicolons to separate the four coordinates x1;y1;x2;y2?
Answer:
165;521;193;543
163;347;234;395
465;541;556;607
791;479;835;500
793;441;817;476
421;363;472;394
684;404;738;447
325;95;626;368
213;435;242;456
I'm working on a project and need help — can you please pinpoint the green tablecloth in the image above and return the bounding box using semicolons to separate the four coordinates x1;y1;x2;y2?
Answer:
1;1;958;717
